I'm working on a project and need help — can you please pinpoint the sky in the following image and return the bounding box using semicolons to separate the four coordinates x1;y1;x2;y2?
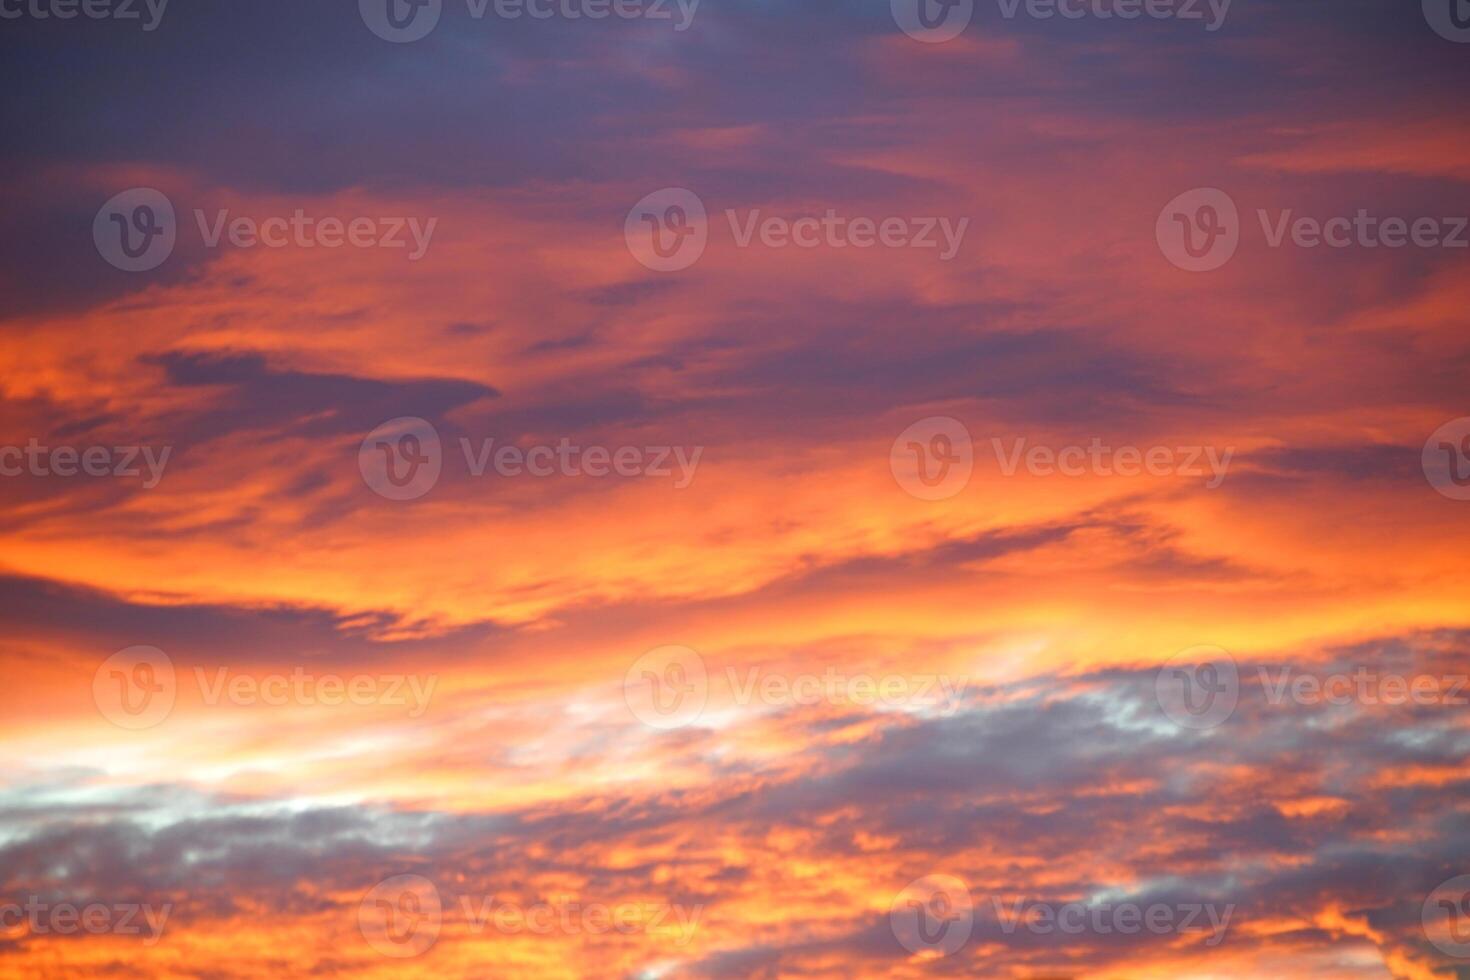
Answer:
2;0;1470;976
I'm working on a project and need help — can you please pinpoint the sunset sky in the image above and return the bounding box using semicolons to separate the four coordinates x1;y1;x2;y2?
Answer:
2;0;1469;977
